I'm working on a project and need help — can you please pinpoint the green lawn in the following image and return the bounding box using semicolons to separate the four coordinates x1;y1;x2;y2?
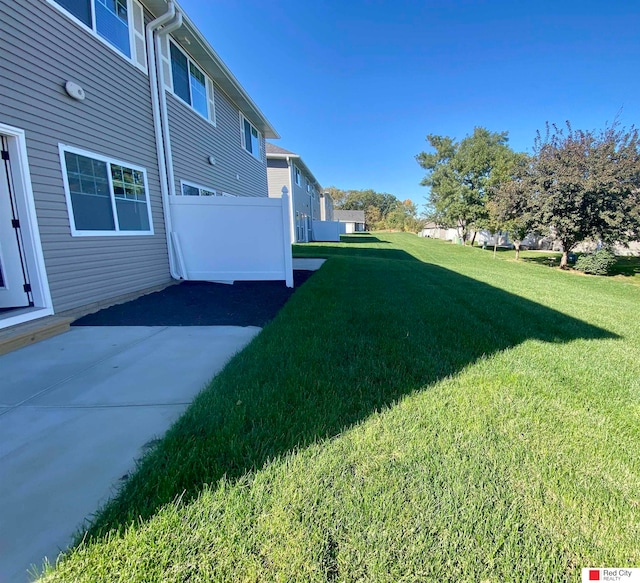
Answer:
40;233;640;582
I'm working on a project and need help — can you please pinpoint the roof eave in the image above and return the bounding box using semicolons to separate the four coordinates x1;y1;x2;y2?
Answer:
267;153;322;191
266;152;299;160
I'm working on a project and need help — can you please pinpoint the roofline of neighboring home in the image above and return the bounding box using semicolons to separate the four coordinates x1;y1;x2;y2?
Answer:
334;210;365;220
143;0;279;139
266;152;322;192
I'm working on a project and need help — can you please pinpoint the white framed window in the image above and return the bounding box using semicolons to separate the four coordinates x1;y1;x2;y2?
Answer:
294;166;301;186
165;40;216;125
180;180;237;197
47;0;147;72
239;113;262;161
180;180;217;197
59;145;154;236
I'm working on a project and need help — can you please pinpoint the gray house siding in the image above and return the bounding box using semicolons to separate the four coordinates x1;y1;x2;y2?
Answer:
266;156;325;241
320;194;334;221
309;182;321;222
292;165;321;221
0;0;171;313
168;84;268;198
291;182;309;218
266;158;290;199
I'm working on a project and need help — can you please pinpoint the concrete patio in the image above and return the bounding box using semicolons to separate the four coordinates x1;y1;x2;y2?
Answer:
0;325;260;582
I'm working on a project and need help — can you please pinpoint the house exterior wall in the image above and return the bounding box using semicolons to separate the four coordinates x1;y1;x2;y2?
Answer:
476;230;512;247
309;185;321;223
320;194;334;221
268;159;312;242
266;158;290;199
0;0;171;314
168;87;268;198
290;164;311;219
267;155;324;242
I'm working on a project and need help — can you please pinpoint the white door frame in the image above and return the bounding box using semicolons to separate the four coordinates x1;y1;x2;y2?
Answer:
0;145;30;308
0;123;53;329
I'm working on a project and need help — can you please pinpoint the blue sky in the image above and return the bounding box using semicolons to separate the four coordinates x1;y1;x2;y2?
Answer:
178;0;639;211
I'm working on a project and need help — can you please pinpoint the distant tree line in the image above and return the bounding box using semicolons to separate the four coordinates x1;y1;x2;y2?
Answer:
325;187;424;233
416;122;640;268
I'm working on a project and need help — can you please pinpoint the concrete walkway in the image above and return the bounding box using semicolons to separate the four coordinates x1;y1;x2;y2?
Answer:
292;257;326;271
0;325;260;582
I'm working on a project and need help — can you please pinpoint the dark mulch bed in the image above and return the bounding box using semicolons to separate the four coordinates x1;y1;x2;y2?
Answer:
72;271;315;328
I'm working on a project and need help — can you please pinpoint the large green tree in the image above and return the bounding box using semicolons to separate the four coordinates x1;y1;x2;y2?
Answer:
529;122;640;268
416;127;518;244
487;153;536;260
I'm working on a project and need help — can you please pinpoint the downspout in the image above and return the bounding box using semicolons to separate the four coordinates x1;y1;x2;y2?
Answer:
147;2;183;279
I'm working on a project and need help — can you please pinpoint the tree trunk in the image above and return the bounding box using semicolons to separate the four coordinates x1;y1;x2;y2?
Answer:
493;237;498;258
470;231;477;247
514;242;521;261
560;250;569;269
458;222;467;245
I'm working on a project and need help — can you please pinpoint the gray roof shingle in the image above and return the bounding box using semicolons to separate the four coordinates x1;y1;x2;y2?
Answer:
265;143;297;156
334;210;365;222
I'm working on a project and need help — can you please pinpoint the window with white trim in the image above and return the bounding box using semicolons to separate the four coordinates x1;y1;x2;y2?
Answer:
294;166;301;187
180;180;237;197
168;41;216;124
180;180;217;197
240;114;262;160
48;0;147;71
60;145;153;235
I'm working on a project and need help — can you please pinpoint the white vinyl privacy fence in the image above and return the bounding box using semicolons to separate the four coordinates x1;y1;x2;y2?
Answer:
312;220;341;242
170;194;293;287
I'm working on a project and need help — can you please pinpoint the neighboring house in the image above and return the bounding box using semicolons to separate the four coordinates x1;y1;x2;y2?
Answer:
266;143;322;243
0;0;289;335
419;222;457;240
334;210;366;234
475;230;513;248
320;192;334;222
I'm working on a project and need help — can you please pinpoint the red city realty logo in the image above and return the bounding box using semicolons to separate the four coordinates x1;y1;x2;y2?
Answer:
590;571;601;581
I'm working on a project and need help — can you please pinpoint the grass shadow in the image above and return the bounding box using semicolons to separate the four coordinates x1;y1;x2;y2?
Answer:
611;255;640;277
84;245;617;541
521;253;562;268
294;241;407;261
339;234;385;244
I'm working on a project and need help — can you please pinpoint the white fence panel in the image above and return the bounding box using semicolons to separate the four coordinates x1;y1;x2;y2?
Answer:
170;195;293;287
312;220;341;242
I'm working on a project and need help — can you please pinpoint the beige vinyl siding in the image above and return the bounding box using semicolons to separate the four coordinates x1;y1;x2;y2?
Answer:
266;159;290;199
167;83;268;198
0;0;170;313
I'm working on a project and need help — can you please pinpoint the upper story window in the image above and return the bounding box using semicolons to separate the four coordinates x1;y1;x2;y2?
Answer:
239;114;262;161
294;166;301;186
96;0;130;56
59;145;153;236
163;40;216;125
49;0;147;71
